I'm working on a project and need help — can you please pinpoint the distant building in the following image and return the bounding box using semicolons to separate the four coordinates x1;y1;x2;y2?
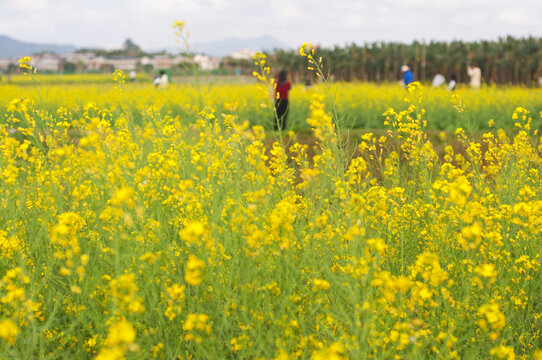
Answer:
193;54;220;71
229;48;255;60
108;58;138;71
140;56;152;67
32;53;63;72
64;52;95;64
0;51;218;74
152;55;174;70
87;56;108;72
0;58;14;71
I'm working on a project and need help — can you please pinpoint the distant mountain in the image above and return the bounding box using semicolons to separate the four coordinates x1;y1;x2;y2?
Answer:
0;35;76;58
196;35;293;57
151;35;293;57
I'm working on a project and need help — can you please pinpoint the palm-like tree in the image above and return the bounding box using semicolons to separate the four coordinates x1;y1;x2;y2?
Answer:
260;36;541;86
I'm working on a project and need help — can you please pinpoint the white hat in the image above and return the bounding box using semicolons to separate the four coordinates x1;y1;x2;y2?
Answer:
401;65;409;72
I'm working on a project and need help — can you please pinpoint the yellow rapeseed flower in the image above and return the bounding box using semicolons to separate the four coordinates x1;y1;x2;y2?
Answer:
0;319;19;346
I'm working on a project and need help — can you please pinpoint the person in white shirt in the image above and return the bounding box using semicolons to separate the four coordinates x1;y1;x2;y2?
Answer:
432;73;446;87
154;70;168;88
159;70;168;88
467;65;481;89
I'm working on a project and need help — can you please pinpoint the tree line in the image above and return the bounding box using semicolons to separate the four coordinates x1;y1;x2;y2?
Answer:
252;36;542;86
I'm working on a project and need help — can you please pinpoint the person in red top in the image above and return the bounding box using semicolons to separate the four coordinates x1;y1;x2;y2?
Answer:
274;69;291;131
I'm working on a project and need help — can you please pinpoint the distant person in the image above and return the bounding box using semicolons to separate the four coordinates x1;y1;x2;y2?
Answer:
448;74;457;91
130;70;136;82
401;65;414;87
160;70;169;88
467;65;481;89
432;73;446;87
154;70;168;89
153;73;161;88
274;69;291;131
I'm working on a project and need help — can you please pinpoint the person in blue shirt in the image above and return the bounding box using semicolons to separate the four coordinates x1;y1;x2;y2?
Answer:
401;65;414;87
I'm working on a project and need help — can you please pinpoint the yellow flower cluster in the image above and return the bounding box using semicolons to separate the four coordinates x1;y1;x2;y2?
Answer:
184;254;206;286
96;318;138;360
0;319;19;346
182;313;211;343
18;56;36;74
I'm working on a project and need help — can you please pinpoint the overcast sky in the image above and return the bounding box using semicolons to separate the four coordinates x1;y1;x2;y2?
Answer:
0;0;541;50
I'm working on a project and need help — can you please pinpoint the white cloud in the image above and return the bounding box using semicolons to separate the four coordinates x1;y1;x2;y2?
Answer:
498;8;539;26
1;0;51;12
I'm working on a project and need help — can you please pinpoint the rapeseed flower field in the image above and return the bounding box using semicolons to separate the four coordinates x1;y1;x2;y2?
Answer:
0;57;541;359
2;74;541;132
